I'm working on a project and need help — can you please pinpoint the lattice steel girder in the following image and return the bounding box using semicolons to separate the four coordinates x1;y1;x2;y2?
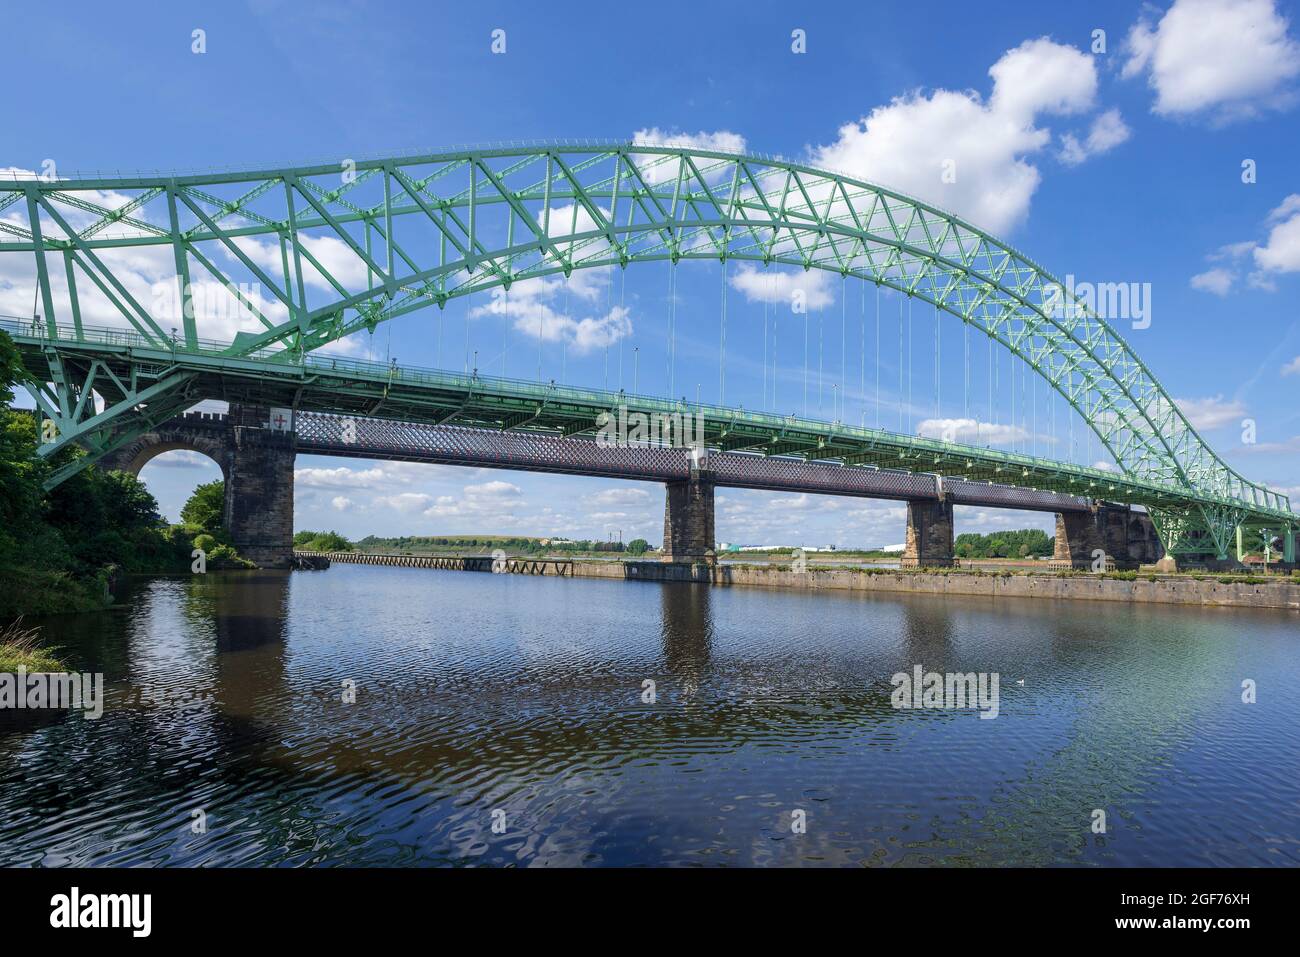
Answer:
6;318;1294;535
0;142;1288;516
294;412;1096;513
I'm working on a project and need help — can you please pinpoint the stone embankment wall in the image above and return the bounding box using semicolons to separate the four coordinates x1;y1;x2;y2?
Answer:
572;561;1300;610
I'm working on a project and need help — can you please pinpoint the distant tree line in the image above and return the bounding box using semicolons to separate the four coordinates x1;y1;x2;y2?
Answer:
953;529;1054;559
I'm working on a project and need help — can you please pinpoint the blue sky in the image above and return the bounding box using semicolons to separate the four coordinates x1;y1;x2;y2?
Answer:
5;0;1300;547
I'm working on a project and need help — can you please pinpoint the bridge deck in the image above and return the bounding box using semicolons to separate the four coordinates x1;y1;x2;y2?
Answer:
5;320;1294;527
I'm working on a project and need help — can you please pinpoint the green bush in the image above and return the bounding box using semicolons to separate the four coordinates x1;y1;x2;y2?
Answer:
179;479;225;534
294;530;352;552
207;543;254;568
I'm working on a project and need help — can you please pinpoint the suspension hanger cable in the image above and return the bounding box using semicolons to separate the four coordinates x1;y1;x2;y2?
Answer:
934;299;940;424
1003;345;1013;449
762;282;769;410
818;311;824;414
898;291;904;433
1021;348;1027;455
840;274;846;423
993;336;999;446
772;293;778;413
619;265;626;391
908;294;913;434
666;260;675;398
719;258;728;404
803;302;809;418
859;277;865;427
770;271;777;411
963;312;970;432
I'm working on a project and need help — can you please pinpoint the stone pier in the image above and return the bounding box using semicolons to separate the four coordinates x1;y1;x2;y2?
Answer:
661;472;716;565
1054;502;1164;570
223;405;296;568
99;403;297;568
901;499;954;567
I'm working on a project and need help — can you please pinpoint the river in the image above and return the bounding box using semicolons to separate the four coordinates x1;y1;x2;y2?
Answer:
2;565;1297;866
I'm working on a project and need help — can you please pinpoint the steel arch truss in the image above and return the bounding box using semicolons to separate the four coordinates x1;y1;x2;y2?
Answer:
0;143;1292;550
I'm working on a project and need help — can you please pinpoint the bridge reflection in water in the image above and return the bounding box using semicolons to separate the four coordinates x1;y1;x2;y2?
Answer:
1;567;1297;867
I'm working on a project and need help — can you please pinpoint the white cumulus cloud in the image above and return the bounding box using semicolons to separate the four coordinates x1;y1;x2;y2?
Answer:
1058;109;1131;166
1122;0;1300;122
1189;266;1235;295
1175;395;1248;430
727;263;837;310
809;37;1113;233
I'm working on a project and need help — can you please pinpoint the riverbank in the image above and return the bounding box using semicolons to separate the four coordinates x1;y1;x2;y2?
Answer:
0;619;67;671
301;551;1300;610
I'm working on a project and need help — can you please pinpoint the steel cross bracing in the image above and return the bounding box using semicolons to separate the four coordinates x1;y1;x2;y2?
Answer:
0;142;1293;557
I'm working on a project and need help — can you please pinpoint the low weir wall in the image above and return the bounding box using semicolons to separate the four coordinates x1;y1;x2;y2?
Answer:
295;552;1300;610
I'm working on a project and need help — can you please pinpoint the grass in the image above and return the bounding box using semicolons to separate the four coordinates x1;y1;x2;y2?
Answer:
0;618;67;672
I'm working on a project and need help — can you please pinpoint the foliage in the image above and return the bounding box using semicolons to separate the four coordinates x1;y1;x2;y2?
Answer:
0;332;254;616
626;538;649;556
180;479;225;534
294;530;352;552
953;529;1054;559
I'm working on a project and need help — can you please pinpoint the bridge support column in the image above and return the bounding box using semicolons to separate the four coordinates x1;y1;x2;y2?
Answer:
224;405;297;569
1054;511;1104;569
1055;503;1163;570
661;472;716;566
1285;528;1296;565
901;499;954;568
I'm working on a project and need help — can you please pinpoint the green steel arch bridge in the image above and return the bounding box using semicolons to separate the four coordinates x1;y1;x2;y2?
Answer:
0;141;1293;563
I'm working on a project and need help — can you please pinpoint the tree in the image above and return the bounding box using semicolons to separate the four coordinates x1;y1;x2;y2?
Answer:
294;529;352;552
951;529;1053;559
626;538;649;556
0;333;218;613
0;333;46;569
181;479;225;533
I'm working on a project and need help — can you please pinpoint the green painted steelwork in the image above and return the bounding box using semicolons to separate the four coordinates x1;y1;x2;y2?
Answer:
0;143;1293;557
